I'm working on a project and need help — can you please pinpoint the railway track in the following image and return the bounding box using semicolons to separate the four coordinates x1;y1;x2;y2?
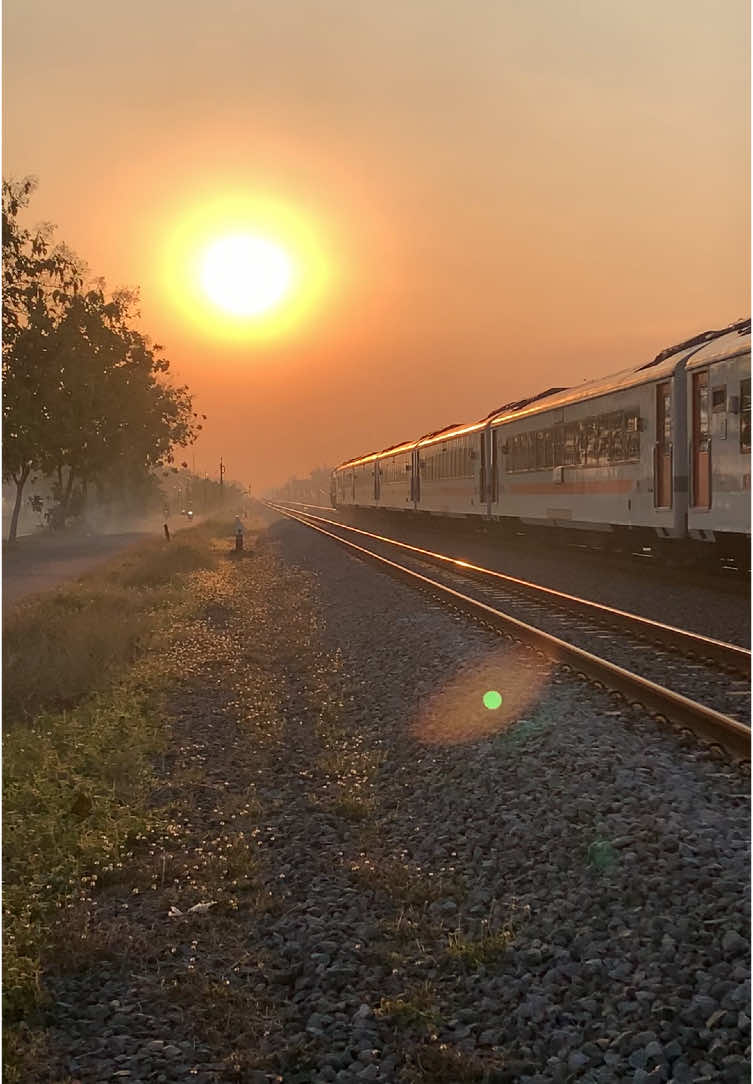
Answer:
266;501;751;760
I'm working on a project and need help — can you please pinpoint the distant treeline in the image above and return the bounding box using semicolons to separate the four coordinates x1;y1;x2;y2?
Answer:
2;177;202;542
269;465;333;504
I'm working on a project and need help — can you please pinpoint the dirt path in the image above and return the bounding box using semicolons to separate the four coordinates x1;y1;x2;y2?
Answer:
2;517;211;606
2;532;154;606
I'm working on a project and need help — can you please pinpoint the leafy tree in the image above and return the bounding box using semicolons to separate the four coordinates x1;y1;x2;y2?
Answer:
3;179;202;540
2;177;81;541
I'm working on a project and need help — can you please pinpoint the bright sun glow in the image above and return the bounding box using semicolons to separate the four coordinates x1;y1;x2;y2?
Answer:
200;235;294;316
160;190;337;344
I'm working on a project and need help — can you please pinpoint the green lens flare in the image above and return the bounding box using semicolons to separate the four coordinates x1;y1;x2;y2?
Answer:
483;690;503;710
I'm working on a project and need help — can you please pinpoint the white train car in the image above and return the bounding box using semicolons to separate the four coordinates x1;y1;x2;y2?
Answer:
485;351;697;543
336;439;417;511
685;325;751;554
376;442;416;510
413;423;485;516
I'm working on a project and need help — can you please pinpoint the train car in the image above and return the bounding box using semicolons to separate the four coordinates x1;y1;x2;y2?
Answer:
334;439;417;510
331;320;750;560
685;324;751;558
411;423;485;516
374;441;416;510
483;351;695;546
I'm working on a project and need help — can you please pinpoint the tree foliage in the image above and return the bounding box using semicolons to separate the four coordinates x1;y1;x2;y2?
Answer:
2;178;202;541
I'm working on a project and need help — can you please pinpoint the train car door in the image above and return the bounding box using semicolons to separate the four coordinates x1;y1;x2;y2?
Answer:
691;371;711;508
479;433;487;503
374;460;380;502
479;430;498;509
410;449;421;504
491;430;499;503
655;381;673;508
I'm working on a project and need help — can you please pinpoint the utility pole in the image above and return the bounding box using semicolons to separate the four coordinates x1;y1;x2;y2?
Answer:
219;456;225;498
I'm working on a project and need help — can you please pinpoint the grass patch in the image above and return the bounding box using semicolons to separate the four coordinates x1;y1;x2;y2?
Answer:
349;855;460;909
445;901;529;969
376;981;440;1032
402;1044;502;1083
330;793;374;822
446;927;513;967
2;518;247;1073
3;526;219;726
118;532;218;589
3;585;148;725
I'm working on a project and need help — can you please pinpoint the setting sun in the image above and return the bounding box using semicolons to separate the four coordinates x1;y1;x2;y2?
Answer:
159;190;337;345
200;234;294;316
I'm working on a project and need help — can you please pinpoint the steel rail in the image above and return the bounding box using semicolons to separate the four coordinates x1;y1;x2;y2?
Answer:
269;502;750;677
266;502;751;760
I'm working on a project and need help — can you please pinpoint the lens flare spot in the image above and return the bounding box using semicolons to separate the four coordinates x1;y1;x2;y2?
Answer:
412;649;551;746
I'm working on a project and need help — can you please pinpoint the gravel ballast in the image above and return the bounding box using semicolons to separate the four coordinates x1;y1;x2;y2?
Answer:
305;506;750;649
45;513;749;1083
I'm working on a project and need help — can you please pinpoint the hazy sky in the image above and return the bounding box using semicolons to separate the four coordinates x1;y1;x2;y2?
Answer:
4;0;749;491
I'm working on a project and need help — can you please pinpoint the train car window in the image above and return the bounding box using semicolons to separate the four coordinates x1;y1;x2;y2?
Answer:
741;378;751;451
535;430;545;468
552;425;564;466
661;389;672;442
625;413;641;459
382;457;404;484
510;433;521;471
503;408;642;472
612;413;626;462
582;421;597;467
459;439;472;477
712;387;726;412
518;433;527;471
563;424;578;466
600;412;612;464
697;380;710;437
544;429;553;468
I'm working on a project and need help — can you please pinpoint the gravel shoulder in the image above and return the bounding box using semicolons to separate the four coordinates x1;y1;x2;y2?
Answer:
42;513;750;1084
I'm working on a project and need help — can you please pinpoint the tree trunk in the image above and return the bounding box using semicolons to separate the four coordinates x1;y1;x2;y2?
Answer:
61;466;76;515
7;464;31;543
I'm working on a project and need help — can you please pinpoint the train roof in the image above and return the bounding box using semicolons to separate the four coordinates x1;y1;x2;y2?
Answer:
338;436;418;470
416;419;486;448
487;320;751;428
684;322;751;372
487;355;686;428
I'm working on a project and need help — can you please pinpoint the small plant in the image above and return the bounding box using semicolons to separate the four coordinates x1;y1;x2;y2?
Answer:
445;899;528;967
376;981;440;1031
403;1043;496;1083
446;926;513;966
331;793;373;821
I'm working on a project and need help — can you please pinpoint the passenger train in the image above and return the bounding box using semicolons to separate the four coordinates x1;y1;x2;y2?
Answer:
332;320;751;563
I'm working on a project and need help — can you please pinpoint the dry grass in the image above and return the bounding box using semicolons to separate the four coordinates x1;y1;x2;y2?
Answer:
401;1043;504;1083
2;528;218;726
2;518;247;1075
376;980;440;1032
446;926;513;967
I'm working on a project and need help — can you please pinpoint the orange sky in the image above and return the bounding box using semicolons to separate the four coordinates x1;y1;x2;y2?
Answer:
4;0;750;491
